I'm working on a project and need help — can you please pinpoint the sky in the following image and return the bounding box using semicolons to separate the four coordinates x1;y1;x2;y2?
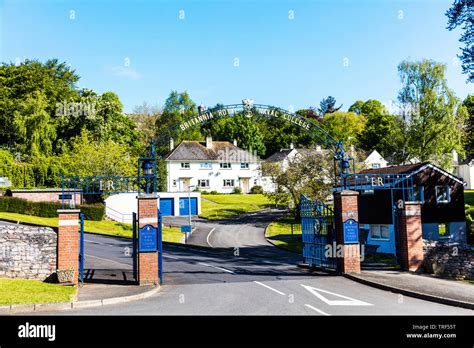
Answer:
1;0;472;113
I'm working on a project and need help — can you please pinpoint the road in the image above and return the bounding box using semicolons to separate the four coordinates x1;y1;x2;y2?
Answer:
54;210;472;315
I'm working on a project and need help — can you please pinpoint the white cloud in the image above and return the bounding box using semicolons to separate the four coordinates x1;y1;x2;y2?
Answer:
108;66;142;80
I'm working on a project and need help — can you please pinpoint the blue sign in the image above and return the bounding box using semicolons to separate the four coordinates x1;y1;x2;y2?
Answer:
180;225;192;233
139;225;157;252
343;219;359;244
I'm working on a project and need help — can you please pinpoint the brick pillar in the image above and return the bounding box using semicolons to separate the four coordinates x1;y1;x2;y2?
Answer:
398;202;423;271
57;209;80;285
137;194;159;285
334;190;361;273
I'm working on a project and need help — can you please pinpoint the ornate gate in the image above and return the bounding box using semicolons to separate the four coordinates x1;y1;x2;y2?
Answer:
301;194;337;270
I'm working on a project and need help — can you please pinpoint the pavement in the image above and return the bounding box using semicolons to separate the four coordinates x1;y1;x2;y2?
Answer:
345;270;474;309
2;210;473;315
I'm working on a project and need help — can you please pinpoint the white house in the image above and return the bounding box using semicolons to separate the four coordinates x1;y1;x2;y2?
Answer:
454;154;474;189
363;150;389;169
164;136;261;193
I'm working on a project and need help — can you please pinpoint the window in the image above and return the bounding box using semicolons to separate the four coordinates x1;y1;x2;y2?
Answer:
172;180;177;187
223;179;235;187
220;163;231;169
370;225;390;239
200;162;212;169
254;179;258;185
181;163;190;169
240;163;249;169
198;179;209;188
435;185;450;204
438;223;449;238
412;185;424;202
371;163;381;169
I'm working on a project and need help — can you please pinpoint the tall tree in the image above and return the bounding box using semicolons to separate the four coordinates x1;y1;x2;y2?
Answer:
462;95;474;154
322;111;366;145
348;100;365;115
397;59;468;168
317;96;342;116
446;0;473;82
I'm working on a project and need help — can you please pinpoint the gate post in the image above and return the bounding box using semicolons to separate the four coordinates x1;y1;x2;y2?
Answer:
57;209;81;285
398;202;423;271
333;190;361;274
137;194;159;285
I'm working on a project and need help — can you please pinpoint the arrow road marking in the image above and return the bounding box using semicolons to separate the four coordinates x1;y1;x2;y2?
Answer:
253;281;286;296
206;228;216;248
304;304;331;316
301;284;373;306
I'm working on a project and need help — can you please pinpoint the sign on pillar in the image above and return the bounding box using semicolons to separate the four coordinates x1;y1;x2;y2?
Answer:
398;202;423;271
57;209;81;285
333;190;361;274
137;194;159;285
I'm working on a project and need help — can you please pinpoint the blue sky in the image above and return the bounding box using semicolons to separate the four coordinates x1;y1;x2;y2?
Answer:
1;0;472;113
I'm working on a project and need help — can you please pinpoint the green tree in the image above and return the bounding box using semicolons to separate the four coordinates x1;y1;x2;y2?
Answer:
323;111;366;145
462;95;474;154
397;59;468;168
318;96;342;116
446;0;473;82
348;100;365;115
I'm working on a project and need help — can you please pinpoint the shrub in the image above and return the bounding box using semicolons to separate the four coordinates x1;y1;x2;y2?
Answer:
201;190;209;195
233;187;242;194
0;196;104;221
210;190;218;195
250;185;264;194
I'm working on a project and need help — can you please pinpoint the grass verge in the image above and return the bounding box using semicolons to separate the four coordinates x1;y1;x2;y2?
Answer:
0;212;182;243
265;215;302;253
0;278;76;306
200;194;272;220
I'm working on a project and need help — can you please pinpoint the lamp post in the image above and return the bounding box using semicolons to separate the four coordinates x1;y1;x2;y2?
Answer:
142;160;153;194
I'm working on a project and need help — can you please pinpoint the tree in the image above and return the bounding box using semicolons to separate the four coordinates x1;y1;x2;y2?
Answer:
261;151;333;218
323;111;366;145
130;102;160;149
446;0;473;82
462;95;474;154
317;96;342;116
355;100;401;159
348;100;365;115
154;91;202;155
397;59;468;168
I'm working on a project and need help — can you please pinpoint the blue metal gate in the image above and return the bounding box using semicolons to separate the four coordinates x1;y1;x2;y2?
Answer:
301;194;337;270
79;213;85;285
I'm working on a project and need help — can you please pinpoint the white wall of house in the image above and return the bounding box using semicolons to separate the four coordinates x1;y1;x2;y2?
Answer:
363;150;389;169
456;163;474;189
166;160;261;193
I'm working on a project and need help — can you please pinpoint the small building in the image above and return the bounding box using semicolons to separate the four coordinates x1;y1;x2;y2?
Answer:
363;150;389;169
454;154;474;190
5;188;82;206
0;177;12;187
353;162;467;255
164;136;261;193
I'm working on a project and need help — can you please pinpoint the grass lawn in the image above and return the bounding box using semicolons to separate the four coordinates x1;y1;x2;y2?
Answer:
465;190;474;206
266;215;302;253
200;194;273;220
0;278;76;306
0;212;182;243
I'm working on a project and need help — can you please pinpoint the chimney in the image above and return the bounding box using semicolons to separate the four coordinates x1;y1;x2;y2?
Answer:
169;138;174;151
452;149;459;164
233;139;237;147
289;142;294;150
206;135;213;149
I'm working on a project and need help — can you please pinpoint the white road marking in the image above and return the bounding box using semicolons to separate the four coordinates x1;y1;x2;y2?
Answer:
84;254;131;267
304;304;331;316
253;281;286;296
198;262;235;274
163;255;179;260
84;239;121;247
301;284;373;306
206;228;216;248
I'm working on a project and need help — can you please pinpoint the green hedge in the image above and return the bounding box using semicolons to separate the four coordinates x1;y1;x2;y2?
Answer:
0;196;104;221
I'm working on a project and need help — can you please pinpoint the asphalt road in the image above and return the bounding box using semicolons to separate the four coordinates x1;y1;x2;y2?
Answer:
57;210;472;315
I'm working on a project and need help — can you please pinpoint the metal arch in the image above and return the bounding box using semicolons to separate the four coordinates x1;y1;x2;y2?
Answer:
152;101;347;161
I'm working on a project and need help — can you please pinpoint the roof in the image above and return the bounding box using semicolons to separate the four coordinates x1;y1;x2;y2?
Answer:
265;149;294;162
459;154;474;165
164;140;259;162
358;162;464;184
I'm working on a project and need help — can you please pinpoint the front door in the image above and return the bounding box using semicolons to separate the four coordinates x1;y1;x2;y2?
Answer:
242;178;249;193
182;178;190;191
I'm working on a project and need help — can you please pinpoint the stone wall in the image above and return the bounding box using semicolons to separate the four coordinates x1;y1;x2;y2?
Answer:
423;240;474;280
0;225;57;280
